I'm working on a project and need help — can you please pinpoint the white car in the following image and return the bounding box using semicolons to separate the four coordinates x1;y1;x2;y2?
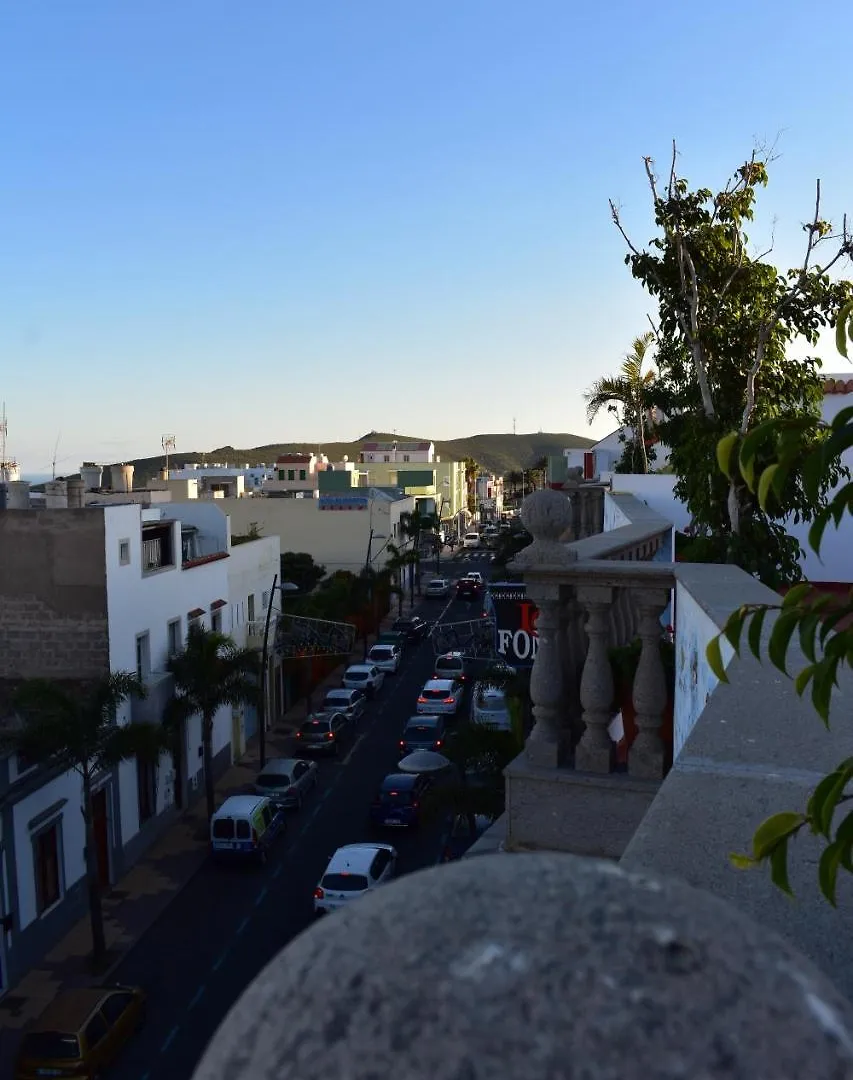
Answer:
463;532;481;549
433;651;468;683
253;757;319;810
417;678;464;716
425;577;451;598
367;644;401;674
314;843;397;915
471;685;513;731
464;571;485;586
342;664;386;696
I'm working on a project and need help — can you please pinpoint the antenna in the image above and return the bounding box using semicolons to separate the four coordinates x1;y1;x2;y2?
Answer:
513;417;516;436
161;434;177;478
0;402;7;466
51;432;62;480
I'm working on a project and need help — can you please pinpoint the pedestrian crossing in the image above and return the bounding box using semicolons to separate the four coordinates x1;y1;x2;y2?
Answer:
453;552;496;563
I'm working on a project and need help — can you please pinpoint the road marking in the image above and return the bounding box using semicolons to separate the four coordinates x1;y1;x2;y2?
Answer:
188;984;206;1010
237;914;251;934
161;1025;180;1053
340;732;366;765
211;946;229;972
255;885;269;907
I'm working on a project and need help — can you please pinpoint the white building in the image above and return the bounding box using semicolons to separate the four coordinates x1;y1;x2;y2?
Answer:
261;453;358;497
0;500;278;994
167;461;275;496
359;440;435;464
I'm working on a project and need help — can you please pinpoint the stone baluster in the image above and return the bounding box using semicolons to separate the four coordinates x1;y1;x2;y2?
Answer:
512;490;577;768
574;585;615;774
629;588;670;780
559;589;586;748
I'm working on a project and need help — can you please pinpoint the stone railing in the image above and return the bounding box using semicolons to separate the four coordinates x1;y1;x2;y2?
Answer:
190;853;853;1080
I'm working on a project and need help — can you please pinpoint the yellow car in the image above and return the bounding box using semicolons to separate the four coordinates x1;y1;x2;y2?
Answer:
15;983;146;1079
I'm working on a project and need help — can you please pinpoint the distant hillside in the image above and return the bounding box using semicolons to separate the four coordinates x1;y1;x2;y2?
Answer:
121;430;595;484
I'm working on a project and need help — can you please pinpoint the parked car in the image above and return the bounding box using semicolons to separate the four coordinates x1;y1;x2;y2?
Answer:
342;664;386;697
425;577;451;598
253;757;319;810
367;643;401;674
295;712;350;755
463;532;482;549
376;630;407;651
320;687;367;724
399;715;446;754
392;615;430;642
210;795;286;863
463;571;485;586
369;773;433;829
470;685;513;731
314;843;397;915
456;577;483;601
433;650;469;683
417;678;464;716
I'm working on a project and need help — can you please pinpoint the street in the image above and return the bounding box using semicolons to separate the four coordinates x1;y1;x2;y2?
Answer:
111;552;496;1080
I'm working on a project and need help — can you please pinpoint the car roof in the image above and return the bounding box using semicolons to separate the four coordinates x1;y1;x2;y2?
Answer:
324;688;353;697
326;843;390;874
438;651;464;660
214;795;269;816
369;644;394;652
258;758;305;777
406;715;441;727
32;988;114;1032
381;773;418;790
423;678;455;690
346;664;373;672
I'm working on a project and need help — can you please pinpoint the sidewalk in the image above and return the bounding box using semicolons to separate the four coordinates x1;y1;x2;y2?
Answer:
0;593;420;1070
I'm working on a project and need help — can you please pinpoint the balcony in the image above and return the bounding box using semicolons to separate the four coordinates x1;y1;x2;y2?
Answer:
181;527;229;569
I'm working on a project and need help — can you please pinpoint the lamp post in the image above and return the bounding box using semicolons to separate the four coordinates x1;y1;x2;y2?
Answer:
362;515;387;661
259;576;299;769
435;478;451;575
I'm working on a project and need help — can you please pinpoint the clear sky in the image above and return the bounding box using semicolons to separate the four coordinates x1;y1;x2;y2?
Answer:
2;1;851;474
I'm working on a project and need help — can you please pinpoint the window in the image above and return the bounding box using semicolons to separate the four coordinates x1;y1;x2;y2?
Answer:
138;757;157;824
101;991;134;1026
212;818;234;839
299;469;306;481
135;633;151;680
370;849;391;878
403;454;410;462
118;539;131;565
34;822;63;914
383;455;390;463
211;610;222;633
235;819;251;840
84;1013;109;1050
167;619;181;657
247;595;256;624
262;591;270;612
277;470;285;481
287;469;295;481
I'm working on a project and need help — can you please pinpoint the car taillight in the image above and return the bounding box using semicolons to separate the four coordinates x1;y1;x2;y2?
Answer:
435;740;442;748
417;696;427;704
326;732;335;740
443;697;454;703
399;740;406;747
412;801;420;809
314;886;325;899
296;732;302;738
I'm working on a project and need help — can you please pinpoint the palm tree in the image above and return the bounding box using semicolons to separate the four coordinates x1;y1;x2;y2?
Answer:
400;507;438;601
384;541;414;616
166;625;260;823
584;331;656;474
0;673;158;966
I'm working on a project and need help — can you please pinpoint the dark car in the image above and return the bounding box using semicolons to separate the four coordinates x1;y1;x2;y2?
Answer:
399;715;446;754
392;615;429;643
295;712;349;756
456;578;483;601
369;773;432;829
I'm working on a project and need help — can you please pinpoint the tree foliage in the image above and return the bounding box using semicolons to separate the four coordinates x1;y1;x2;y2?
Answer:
612;146;852;586
279;551;326;594
707;300;853;903
585;332;657;474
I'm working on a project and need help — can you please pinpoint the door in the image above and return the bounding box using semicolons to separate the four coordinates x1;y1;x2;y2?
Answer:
243;702;258;740
91;788;111;891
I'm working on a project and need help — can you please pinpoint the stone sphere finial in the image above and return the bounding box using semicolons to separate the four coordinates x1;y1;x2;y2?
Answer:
512;488;576;568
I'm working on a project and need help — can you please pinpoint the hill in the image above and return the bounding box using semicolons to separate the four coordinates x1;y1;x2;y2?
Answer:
121;431;595;484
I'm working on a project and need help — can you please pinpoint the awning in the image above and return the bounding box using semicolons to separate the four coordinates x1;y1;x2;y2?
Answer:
210;599;227;610
187;607;205;619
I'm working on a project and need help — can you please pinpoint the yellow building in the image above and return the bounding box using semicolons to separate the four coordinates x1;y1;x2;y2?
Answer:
357;441;468;537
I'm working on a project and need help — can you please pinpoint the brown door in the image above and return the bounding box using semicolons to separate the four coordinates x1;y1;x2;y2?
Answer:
91;789;111;890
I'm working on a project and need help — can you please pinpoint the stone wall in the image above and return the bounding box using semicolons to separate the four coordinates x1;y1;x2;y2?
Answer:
0;509;109;679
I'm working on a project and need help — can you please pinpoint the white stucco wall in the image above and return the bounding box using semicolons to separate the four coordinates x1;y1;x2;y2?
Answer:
103;503;233;846
673;581;734;760
226;534;281;648
13;769;87;932
603;493;631;532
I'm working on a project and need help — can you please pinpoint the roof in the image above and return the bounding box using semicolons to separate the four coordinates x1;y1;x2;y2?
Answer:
361;441;432;452
823;376;853;395
257;758;302;777
323;688;358;697
326;843;386;874
213;795;268;816
275;453;314;463
31;988;110;1032
381;773;417;789
345;664;374;673
423;679;455;690
406;715;441;727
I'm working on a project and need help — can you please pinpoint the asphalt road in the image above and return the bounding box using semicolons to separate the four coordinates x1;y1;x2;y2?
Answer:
112;552;496;1080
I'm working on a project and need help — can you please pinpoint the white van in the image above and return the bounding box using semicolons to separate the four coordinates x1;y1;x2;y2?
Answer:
210;795;286;864
463;532;481;549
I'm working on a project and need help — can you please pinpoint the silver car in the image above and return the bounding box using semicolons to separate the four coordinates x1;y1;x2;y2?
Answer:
253;757;319;810
425;577;450;598
321;687;367;724
367;644;401;674
314;843;397;916
342;664;386;696
417;678;464;716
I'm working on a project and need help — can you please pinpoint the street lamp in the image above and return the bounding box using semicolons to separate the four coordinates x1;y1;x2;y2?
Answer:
259;576;299;769
363;514;388;661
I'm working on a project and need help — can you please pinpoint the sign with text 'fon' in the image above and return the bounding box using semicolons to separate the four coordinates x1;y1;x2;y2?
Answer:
318;495;368;511
487;582;539;667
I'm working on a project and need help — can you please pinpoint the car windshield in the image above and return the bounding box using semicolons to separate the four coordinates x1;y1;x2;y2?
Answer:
422;689;450;700
405;725;438;737
20;1032;82;1060
370;648;392;660
256;774;289;788
479;700;507;715
322;873;369;892
325;693;348;702
300;720;330;734
435;661;461;673
346;671;368;681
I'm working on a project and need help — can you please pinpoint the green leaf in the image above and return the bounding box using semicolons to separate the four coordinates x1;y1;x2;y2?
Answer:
833;810;853;872
770;839;794;897
752;811;807;860
716;432;740;480
705;635;729;683
812;668;835;725
814;760;853;837
837;300;853;359
808;507;832;555
798;613;820;663
808;770;841;835
767;610;800;675
794;666;815;697
757;463;780;511
783;583;812;609
722;613;745;656
729;852;755;870
746;606;768;658
819;841;843;906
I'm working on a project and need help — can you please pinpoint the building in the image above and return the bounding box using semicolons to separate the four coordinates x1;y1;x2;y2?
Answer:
166;462;274;495
474;474;504;521
356;443;467;537
261;453;357;497
359;440;435;464
0;500;277;992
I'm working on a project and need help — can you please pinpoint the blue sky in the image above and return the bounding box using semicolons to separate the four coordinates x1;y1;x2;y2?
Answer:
1;1;851;473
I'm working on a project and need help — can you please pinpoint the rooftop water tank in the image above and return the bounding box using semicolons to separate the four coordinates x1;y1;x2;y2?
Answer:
44;480;68;509
67;477;85;508
80;463;103;490
6;480;30;509
113;464;134;493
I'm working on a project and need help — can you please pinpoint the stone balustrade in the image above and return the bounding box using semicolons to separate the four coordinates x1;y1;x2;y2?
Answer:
191;853;853;1080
